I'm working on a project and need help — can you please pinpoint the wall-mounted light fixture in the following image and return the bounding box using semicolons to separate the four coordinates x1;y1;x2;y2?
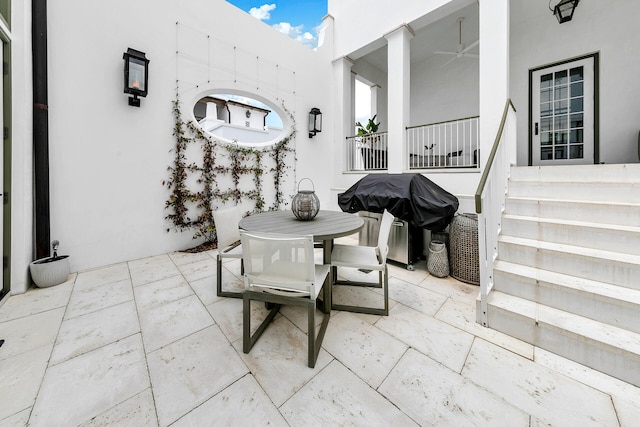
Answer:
123;48;149;107
550;0;579;24
308;108;322;138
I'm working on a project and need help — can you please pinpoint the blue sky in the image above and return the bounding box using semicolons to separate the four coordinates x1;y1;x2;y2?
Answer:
226;1;328;49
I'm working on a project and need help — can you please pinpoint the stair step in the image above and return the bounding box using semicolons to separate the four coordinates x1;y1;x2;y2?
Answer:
501;214;640;255
487;291;640;387
493;260;640;333
507;180;640;202
505;197;640;227
510;163;640;183
498;235;640;290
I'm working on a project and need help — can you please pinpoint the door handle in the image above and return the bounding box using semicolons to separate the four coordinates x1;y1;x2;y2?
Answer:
535;122;539;135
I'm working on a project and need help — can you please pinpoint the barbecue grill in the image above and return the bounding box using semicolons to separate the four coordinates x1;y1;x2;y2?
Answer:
338;173;459;269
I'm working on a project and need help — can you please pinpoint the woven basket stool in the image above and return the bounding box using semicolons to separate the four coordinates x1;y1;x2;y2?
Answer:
427;240;449;278
450;213;479;285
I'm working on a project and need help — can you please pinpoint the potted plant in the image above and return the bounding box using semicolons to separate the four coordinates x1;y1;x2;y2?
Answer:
355;115;380;140
29;240;71;288
355;115;385;169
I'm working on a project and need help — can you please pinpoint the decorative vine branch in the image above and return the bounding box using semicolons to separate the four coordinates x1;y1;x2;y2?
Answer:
164;94;296;245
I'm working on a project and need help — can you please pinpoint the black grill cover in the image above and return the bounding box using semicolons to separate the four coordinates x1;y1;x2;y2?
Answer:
338;174;459;231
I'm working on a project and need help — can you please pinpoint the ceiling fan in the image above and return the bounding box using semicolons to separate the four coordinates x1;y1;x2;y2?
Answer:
434;17;479;68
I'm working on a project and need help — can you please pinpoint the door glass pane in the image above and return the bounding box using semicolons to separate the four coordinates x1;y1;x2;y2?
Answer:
540;117;553;132
541;132;553;145
540;87;552;102
541;102;552;116
540;73;553;88
570;129;583;144
570;66;583;82
571;81;583;97
541;147;553;160
555;146;567;159
554;85;568;100
555;131;568;145
554;115;568;130
570;145;584;159
554;70;568;85
570;97;583;113
554;100;568;114
570;113;583;128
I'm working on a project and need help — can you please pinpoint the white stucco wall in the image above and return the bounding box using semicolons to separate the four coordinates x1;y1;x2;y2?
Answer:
31;0;333;279
510;0;640;165
410;54;479;125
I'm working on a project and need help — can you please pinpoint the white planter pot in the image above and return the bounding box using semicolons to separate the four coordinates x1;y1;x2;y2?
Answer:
29;256;71;288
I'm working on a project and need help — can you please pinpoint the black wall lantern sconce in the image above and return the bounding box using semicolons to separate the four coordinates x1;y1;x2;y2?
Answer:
550;0;579;24
123;48;149;107
308;108;322;138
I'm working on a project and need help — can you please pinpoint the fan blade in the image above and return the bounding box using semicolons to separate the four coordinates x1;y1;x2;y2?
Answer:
462;53;479;59
440;56;458;68
461;39;479;53
434;51;458;56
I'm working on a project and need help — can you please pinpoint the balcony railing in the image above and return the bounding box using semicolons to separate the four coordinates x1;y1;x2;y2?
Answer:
345;132;388;171
407;116;480;170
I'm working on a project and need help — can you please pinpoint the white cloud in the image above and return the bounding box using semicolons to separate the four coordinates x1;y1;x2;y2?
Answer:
245;3;319;49
272;22;317;48
249;4;276;21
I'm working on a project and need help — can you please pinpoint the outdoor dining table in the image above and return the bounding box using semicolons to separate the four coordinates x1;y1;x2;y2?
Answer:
238;209;364;311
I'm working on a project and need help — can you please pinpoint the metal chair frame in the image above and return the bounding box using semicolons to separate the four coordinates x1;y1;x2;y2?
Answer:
330;209;394;316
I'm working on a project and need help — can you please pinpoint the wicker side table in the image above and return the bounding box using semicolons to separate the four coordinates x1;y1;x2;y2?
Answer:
449;213;479;285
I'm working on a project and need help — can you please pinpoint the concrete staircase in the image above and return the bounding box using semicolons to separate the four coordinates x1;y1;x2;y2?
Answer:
483;163;640;387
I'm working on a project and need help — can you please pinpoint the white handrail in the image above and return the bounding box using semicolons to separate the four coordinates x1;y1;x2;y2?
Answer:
474;100;517;327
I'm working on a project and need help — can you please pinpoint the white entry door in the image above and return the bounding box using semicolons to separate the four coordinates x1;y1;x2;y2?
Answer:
532;56;595;165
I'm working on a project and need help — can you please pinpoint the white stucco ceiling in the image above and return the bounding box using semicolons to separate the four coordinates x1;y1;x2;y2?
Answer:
360;2;479;72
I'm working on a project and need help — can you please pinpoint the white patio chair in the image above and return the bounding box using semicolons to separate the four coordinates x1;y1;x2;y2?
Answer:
240;230;331;368
213;206;243;298
330;209;394;316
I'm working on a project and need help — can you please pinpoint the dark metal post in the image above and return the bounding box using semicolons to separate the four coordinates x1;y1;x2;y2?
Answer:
32;0;50;259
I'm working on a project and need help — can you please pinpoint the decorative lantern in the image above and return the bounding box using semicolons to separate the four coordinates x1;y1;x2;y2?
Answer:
123;48;149;107
552;0;579;24
292;178;320;221
308;107;322;138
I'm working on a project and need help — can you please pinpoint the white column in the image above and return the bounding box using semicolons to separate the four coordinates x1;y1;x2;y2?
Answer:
479;0;510;168
370;84;379;119
332;56;354;173
385;24;414;173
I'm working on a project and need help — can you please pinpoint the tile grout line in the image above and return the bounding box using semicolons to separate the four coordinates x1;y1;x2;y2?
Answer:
127;258;162;427
26;276;77;425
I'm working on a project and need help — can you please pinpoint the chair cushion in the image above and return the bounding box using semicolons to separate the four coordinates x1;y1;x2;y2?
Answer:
331;244;384;270
213;206;242;249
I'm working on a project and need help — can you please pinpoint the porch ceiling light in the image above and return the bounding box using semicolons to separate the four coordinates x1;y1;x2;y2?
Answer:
551;0;579;24
123;48;149;107
308;107;322;138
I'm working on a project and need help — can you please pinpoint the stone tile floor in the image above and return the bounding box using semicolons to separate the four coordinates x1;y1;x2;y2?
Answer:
1;236;639;426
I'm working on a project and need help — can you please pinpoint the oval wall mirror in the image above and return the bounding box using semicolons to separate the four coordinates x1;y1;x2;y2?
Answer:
192;92;287;147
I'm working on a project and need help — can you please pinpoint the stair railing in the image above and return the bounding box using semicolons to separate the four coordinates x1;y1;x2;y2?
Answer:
474;99;517;327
